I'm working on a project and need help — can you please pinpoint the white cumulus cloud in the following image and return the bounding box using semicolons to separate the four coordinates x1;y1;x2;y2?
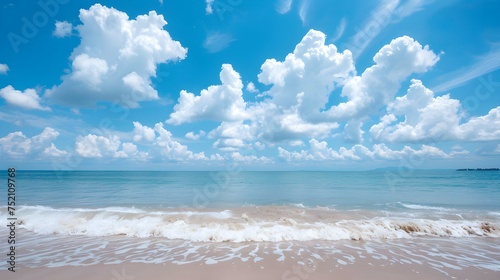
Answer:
0;132;31;157
0;128;64;158
370;79;500;142
246;82;258;93
75;134;140;159
459;107;500;141
43;143;68;157
185;130;206;140
167;30;441;150
258;29;355;120
53;20;73;37
370;79;461;142
168;64;248;125
0;63;9;75
132;121;156;142
46;4;187;108
278;139;451;162
0;85;50;111
325;36;439;121
75;122;215;161
152;123;207;160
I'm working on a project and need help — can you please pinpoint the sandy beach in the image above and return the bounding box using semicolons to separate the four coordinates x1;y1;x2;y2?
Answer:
2;255;498;280
2;235;499;280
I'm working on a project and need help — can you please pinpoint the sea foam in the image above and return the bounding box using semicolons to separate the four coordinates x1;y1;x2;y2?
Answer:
4;205;499;242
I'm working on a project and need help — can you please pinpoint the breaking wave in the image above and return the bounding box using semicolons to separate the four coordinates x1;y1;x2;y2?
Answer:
3;205;499;242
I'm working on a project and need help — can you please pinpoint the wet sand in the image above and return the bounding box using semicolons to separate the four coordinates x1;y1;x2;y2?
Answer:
1;256;498;280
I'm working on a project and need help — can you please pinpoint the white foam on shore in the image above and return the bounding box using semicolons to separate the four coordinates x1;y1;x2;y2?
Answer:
396;202;455;212
3;205;499;242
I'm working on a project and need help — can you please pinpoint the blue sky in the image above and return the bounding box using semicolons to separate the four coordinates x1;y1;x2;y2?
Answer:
0;0;499;170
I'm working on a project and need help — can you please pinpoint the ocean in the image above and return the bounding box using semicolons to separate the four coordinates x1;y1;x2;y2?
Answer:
1;170;499;276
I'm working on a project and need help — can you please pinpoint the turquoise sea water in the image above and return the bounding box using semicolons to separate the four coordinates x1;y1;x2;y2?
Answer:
12;170;500;210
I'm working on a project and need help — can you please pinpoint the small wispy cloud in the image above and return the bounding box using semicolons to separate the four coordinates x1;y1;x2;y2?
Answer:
246;82;258;93
431;46;500;93
0;63;9;75
299;0;311;25
205;0;214;14
276;0;293;14
346;0;434;59
394;0;435;20
53;21;73;38
330;17;347;42
203;32;235;53
346;0;398;58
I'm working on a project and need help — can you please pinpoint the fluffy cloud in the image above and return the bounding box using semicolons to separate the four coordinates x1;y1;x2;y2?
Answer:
85;121;212;161
0;128;64;158
0;132;31;157
53;21;73;37
459;107;500;141
229;152;272;163
239;29;360;143
258;29;355;119
278;139;371;161
46;4;187;108
371;143;449;160
0;85;50;111
370;79;500;142
370;79;461;142
343;120;364;143
76;134;122;158
43;143;68;157
132;121;156;142
168;64;248;125
208;121;254;151
250;103;339;141
167;30;441;150
74;122;222;161
185;130;206;140
213;138;247;152
165;28;496;160
246;82;258;93
204;30;356;147
152;123;207;160
0;63;8;75
325;36;439;121
278;139;451;162
75;134;141;159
